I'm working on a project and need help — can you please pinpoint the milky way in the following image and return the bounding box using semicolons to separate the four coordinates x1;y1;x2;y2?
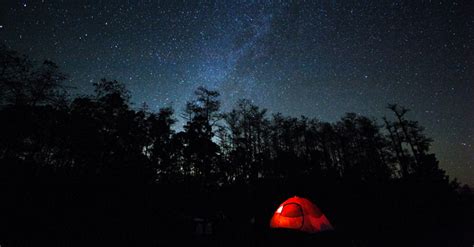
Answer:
0;0;472;185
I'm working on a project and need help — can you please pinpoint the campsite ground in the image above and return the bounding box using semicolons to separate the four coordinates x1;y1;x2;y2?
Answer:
2;182;472;247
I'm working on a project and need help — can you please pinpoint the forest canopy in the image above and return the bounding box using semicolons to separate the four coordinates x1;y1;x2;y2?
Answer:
0;45;455;188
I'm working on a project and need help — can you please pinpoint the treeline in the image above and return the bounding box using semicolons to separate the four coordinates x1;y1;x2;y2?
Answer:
0;45;457;188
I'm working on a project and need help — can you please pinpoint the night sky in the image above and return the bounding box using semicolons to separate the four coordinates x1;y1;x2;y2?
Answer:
1;0;472;185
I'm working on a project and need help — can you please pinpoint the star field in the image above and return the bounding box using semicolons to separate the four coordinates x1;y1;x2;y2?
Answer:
0;0;472;185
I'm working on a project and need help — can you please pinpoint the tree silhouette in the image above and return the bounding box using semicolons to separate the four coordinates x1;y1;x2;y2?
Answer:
178;86;222;184
224;99;269;183
384;104;448;183
0;45;67;107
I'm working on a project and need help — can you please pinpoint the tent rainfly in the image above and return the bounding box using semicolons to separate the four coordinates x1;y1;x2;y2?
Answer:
270;196;334;233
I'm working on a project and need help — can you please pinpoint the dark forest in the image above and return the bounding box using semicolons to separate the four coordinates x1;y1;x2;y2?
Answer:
0;46;472;246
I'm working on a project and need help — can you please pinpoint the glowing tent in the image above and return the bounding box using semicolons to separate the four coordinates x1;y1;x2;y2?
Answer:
270;196;334;233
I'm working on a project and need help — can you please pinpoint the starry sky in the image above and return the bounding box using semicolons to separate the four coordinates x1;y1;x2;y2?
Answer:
1;0;472;185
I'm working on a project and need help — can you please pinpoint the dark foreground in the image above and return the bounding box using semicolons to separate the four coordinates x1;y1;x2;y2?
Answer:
1;182;472;247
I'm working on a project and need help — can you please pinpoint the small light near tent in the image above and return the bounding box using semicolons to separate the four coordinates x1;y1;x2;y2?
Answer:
270;196;334;233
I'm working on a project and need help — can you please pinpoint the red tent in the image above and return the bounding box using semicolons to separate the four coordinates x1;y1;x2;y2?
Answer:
270;196;333;233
